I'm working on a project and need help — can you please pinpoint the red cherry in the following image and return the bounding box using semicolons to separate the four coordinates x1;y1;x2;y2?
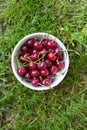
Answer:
17;67;27;76
24;53;30;58
47;40;56;49
24;72;31;80
57;51;64;61
55;48;64;61
42;48;46;52
34;41;43;51
26;39;34;48
31;53;38;61
41;69;49;77
45;59;52;67
41;39;48;47
39;76;43;83
55;47;61;54
38;61;47;70
47;52;56;61
21;45;28;54
28;62;37;70
50;65;57;75
46;75;55;83
31;70;40;77
32;78;39;86
42;78;51;86
19;54;26;63
19;53;30;63
32;49;38;54
56;62;65;71
39;48;46;57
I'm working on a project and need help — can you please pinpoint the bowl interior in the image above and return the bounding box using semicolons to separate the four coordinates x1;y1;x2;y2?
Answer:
12;33;69;90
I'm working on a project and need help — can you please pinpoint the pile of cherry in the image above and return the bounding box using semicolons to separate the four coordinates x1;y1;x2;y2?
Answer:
17;38;65;87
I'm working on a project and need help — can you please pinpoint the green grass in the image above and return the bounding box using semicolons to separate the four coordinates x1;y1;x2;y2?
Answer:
0;0;87;129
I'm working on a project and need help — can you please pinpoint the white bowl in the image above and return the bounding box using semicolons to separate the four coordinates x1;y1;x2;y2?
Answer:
11;33;69;90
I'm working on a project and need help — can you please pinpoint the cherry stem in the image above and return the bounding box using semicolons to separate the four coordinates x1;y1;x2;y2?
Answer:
39;76;42;80
35;54;45;63
21;57;30;62
39;50;50;54
38;82;51;88
39;35;46;44
46;33;50;39
16;57;29;69
22;63;28;66
45;81;51;89
38;82;50;87
56;59;58;63
38;83;43;86
54;48;63;55
39;34;49;44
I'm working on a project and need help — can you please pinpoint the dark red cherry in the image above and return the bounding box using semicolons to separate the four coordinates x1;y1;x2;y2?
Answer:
26;39;34;48
32;49;38;54
32;78;39;86
50;65;57;75
46;75;55;83
34;41;43;51
55;47;61;54
39;48;46;57
41;39;48;47
55;48;64;61
24;72;31;80
31;70;40;77
19;54;26;63
57;51;64;61
42;78;51;86
56;62;65;71
24;53;30;58
17;67;27;76
31;53;38;61
47;52;56;61
47;40;56;49
45;59;52;67
38;61;47;70
28;62;37;70
19;53;30;63
21;45;28;54
41;69;49;77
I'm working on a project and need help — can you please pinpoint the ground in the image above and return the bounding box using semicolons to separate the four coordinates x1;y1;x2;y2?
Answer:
0;0;87;130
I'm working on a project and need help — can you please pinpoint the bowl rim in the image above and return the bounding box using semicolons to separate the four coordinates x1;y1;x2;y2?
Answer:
11;32;69;90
